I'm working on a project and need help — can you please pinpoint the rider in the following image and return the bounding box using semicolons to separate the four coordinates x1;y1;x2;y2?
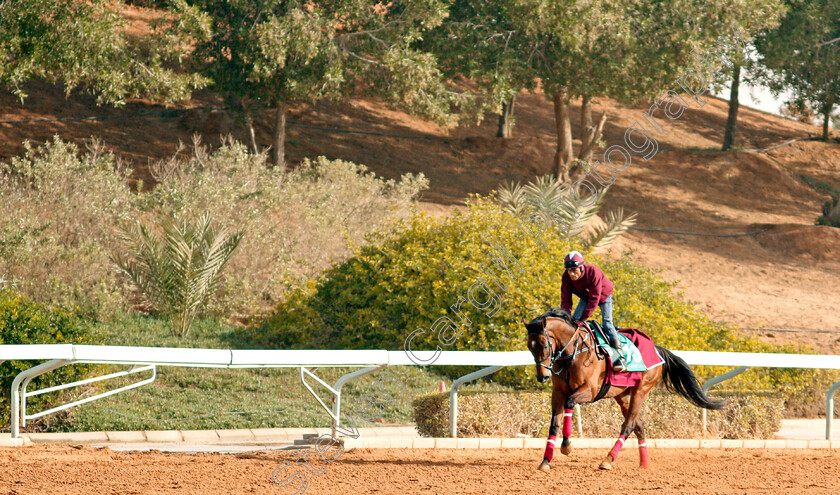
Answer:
560;251;627;372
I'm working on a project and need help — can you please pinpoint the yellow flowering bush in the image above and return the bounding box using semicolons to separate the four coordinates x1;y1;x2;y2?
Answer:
252;198;831;401
0;288;103;429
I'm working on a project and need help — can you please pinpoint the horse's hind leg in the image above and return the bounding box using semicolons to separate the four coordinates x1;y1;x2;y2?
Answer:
599;393;638;471
634;417;649;469
631;368;659;469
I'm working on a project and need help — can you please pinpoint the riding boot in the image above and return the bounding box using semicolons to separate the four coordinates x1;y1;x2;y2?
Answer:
610;336;628;372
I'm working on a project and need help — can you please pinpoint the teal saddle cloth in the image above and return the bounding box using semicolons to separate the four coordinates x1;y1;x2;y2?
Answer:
589;323;661;372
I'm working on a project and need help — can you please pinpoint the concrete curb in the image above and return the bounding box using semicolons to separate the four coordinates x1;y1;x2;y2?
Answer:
5;424;838;451
0;437;30;447
8;427;402;446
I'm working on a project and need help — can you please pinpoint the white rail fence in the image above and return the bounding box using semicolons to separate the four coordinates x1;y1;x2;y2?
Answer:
2;345;839;440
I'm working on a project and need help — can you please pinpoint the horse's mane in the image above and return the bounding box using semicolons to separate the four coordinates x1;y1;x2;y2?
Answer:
526;307;574;334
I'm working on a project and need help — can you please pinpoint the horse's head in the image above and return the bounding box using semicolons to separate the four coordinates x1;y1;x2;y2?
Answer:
524;309;578;383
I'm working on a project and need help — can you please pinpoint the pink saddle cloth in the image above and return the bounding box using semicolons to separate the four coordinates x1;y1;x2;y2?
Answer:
606;328;665;388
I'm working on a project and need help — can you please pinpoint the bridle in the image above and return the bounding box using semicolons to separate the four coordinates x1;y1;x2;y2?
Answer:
531;319;596;376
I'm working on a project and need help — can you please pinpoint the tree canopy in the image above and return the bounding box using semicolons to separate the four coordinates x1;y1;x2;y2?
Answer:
185;0;465;168
755;0;840;139
423;0;782;180
0;0;207;105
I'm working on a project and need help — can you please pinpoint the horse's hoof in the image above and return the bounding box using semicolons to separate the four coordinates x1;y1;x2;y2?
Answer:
598;456;613;470
560;444;572;456
538;460;551;472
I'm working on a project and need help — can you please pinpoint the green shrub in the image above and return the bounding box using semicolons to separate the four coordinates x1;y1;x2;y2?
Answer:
112;213;243;337
249;198;578;385
818;196;840;227
252;199;816;395
0;288;103;430
413;390;783;439
0;138;138;319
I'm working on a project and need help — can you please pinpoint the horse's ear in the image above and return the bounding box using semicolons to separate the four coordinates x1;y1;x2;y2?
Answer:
522;318;529;326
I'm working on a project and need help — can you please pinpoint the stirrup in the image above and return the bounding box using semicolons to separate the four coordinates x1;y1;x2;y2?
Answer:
612;356;628;373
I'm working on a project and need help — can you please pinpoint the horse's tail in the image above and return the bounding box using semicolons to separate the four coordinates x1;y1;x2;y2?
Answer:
655;346;726;410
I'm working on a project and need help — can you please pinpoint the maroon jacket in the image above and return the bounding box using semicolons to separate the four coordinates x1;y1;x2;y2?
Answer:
560;263;614;320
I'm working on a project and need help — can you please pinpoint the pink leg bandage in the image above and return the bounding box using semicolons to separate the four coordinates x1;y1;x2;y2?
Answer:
543;435;557;461
639;441;649;468
562;409;573;438
609;434;626;460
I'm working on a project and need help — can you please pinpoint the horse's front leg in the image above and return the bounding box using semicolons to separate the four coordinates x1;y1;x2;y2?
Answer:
538;393;568;472
560;397;575;455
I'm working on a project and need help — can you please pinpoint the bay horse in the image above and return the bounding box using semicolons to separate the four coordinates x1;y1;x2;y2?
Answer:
524;308;724;471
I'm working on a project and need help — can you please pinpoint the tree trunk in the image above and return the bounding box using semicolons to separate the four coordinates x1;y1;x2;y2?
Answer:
271;101;288;170
496;94;516;138
552;90;573;181
577;96;607;165
228;94;259;154
823;109;831;141
245;113;258;155
580;96;594;157
722;64;741;151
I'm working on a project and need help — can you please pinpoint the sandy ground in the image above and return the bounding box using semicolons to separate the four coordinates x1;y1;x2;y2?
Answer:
0;445;838;494
599;141;840;353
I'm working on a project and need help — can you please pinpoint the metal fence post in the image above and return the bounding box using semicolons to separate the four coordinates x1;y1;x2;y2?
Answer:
826;380;840;440
701;367;748;434
449;366;503;438
10;359;69;438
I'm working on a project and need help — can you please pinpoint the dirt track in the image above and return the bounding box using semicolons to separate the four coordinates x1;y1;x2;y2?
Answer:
1;445;838;494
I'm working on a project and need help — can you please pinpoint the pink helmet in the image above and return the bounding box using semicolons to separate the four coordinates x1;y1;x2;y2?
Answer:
564;251;584;269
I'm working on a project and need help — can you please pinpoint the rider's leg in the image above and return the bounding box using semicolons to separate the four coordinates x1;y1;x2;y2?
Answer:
599;295;620;341
600;295;626;371
572;298;586;321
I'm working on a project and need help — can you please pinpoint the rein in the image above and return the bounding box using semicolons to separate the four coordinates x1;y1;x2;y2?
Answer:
533;320;597;376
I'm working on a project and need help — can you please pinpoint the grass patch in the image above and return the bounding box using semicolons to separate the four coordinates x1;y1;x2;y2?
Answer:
799;174;840;197
64;365;435;431
683;146;723;152
44;315;449;432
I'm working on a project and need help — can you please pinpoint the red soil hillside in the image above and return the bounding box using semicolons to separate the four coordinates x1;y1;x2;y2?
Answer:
1;75;839;352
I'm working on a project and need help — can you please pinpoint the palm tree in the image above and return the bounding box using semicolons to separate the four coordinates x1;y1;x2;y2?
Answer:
112;213;243;337
496;175;636;254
